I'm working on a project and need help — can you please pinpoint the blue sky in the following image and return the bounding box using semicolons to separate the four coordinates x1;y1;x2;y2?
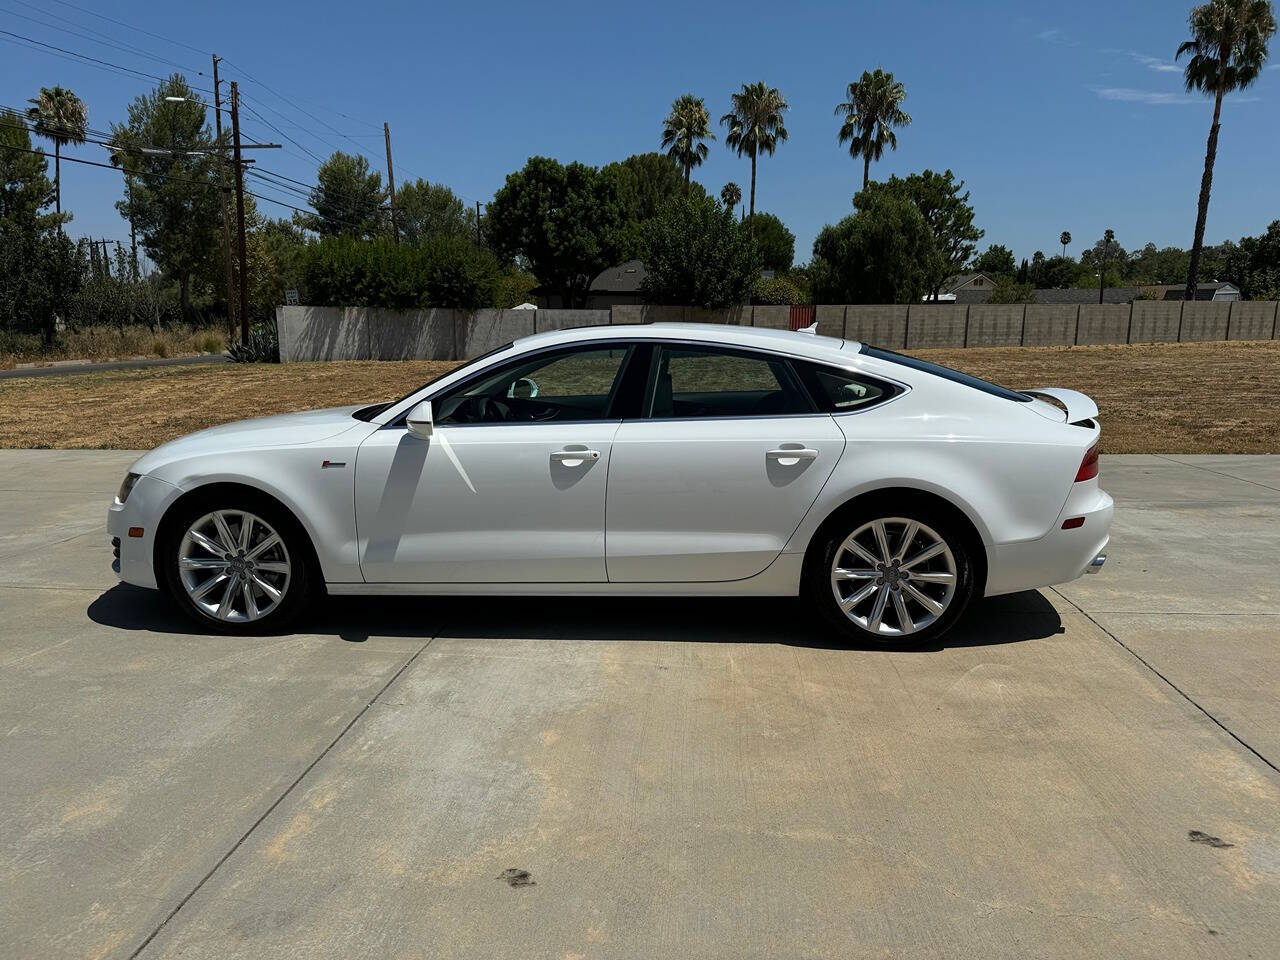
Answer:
3;0;1278;264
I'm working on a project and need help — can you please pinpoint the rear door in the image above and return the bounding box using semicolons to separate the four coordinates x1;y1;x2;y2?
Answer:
605;343;845;582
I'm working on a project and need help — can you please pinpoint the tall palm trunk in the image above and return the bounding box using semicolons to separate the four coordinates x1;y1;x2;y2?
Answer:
1186;88;1224;301
54;143;61;218
748;149;757;219
862;154;870;190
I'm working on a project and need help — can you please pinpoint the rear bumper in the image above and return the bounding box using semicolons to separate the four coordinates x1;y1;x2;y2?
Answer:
984;487;1113;597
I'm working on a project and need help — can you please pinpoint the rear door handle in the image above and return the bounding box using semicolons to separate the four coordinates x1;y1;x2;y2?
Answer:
551;449;600;464
766;447;819;463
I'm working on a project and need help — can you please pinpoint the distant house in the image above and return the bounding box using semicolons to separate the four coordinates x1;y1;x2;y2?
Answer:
954;280;1241;306
585;259;646;309
925;273;997;302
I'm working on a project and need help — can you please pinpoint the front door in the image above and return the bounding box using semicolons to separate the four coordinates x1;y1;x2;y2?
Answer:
356;344;632;583
606;343;845;582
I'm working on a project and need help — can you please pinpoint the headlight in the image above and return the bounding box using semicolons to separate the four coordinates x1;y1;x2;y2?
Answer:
116;472;141;504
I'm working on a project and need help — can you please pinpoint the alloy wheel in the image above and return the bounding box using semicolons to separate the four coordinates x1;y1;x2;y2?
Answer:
178;509;291;623
829;517;957;637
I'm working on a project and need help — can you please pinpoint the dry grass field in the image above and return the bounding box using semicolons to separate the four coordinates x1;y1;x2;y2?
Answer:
1;339;1276;452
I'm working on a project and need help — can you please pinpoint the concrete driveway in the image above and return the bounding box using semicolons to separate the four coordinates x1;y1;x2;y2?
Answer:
1;451;1277;959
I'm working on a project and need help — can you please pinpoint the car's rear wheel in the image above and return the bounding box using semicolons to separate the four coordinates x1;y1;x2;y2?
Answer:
160;493;314;634
806;509;976;647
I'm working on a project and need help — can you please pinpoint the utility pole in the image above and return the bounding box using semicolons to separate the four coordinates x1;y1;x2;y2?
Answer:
213;54;237;336
126;175;138;280
100;239;111;279
384;122;399;244
230;81;249;346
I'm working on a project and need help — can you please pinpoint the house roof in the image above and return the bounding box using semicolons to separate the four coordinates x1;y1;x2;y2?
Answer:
941;273;995;293
589;259;646;293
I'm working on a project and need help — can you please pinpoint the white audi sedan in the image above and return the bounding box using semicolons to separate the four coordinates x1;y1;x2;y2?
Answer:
108;323;1111;646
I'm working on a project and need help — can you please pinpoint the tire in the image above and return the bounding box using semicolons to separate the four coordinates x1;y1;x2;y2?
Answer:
804;505;976;648
158;490;316;634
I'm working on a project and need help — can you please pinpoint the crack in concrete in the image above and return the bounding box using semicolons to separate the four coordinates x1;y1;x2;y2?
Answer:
1051;587;1280;778
126;636;436;959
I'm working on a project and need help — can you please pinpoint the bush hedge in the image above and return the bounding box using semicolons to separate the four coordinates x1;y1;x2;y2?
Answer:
299;235;500;309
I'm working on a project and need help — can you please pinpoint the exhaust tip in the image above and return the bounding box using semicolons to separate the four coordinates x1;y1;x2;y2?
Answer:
1086;552;1107;574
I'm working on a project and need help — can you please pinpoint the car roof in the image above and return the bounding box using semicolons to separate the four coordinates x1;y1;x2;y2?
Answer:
513;322;859;363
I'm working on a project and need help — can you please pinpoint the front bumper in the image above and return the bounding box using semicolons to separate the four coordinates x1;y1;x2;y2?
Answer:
107;474;181;589
984;486;1114;597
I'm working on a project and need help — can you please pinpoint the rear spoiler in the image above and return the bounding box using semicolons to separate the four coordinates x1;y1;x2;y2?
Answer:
1023;387;1099;424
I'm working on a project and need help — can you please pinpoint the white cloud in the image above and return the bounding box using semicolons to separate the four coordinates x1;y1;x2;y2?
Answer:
1128;52;1181;73
1093;87;1197;105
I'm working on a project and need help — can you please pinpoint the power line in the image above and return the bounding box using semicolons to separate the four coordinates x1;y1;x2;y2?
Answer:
0;29;213;95
40;0;211;57
0;1;203;75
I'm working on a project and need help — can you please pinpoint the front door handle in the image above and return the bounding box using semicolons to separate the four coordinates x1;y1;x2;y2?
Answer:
551;448;600;464
766;447;819;464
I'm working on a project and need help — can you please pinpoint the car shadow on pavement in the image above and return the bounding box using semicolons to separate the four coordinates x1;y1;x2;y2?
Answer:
88;584;1063;652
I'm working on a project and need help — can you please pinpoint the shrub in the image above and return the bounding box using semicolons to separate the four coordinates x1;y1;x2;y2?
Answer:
639;195;758;307
226;320;279;363
299;235;500;309
753;275;802;305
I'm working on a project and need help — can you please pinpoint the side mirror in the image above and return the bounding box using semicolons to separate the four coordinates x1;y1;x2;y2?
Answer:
406;400;434;439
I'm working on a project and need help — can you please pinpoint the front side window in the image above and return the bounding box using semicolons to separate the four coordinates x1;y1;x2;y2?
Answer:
434;345;630;424
648;346;813;419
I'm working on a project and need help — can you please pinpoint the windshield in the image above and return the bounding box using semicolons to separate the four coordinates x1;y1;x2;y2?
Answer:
380;341;516;414
859;345;1031;402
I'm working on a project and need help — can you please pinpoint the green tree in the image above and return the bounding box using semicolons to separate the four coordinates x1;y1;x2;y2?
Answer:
301;152;386;238
720;181;742;213
0;111;79;342
485;156;627;307
720;82;789;219
1177;0;1276;298
1223;220;1280;297
638;194;758;307
835;69;911;189
810;193;942;304
660;94;714;189
1033;255;1079;289
109;76;223;320
26;86;87;220
599;152;693;258
741;212;795;271
972;244;1016;278
395;179;475;244
1059;230;1071;257
857;169;983;298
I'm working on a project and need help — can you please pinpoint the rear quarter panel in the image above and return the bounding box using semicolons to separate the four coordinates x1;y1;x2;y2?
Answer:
784;378;1088;557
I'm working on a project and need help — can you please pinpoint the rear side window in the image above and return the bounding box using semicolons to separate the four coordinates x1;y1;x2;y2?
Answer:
797;364;900;412
648;346;813;419
859;345;1031;402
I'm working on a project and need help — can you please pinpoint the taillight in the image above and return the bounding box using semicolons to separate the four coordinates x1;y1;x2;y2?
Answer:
1075;443;1099;482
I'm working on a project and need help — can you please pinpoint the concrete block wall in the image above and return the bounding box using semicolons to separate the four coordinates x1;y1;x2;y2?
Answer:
1076;304;1131;345
1129;301;1181;343
906;305;966;349
966;305;1025;347
845;305;908;347
1022;305;1077;346
1228;301;1279;340
1179;302;1230;342
278;301;1280;362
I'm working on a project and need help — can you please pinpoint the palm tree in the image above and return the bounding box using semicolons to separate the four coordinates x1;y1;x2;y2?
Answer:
720;181;742;213
1060;230;1072;257
26;86;88;219
661;94;714;189
835;69;911;190
720;82;789;219
1177;0;1276;299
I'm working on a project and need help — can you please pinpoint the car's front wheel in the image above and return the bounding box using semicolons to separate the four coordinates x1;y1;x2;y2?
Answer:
806;508;976;647
159;493;315;634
